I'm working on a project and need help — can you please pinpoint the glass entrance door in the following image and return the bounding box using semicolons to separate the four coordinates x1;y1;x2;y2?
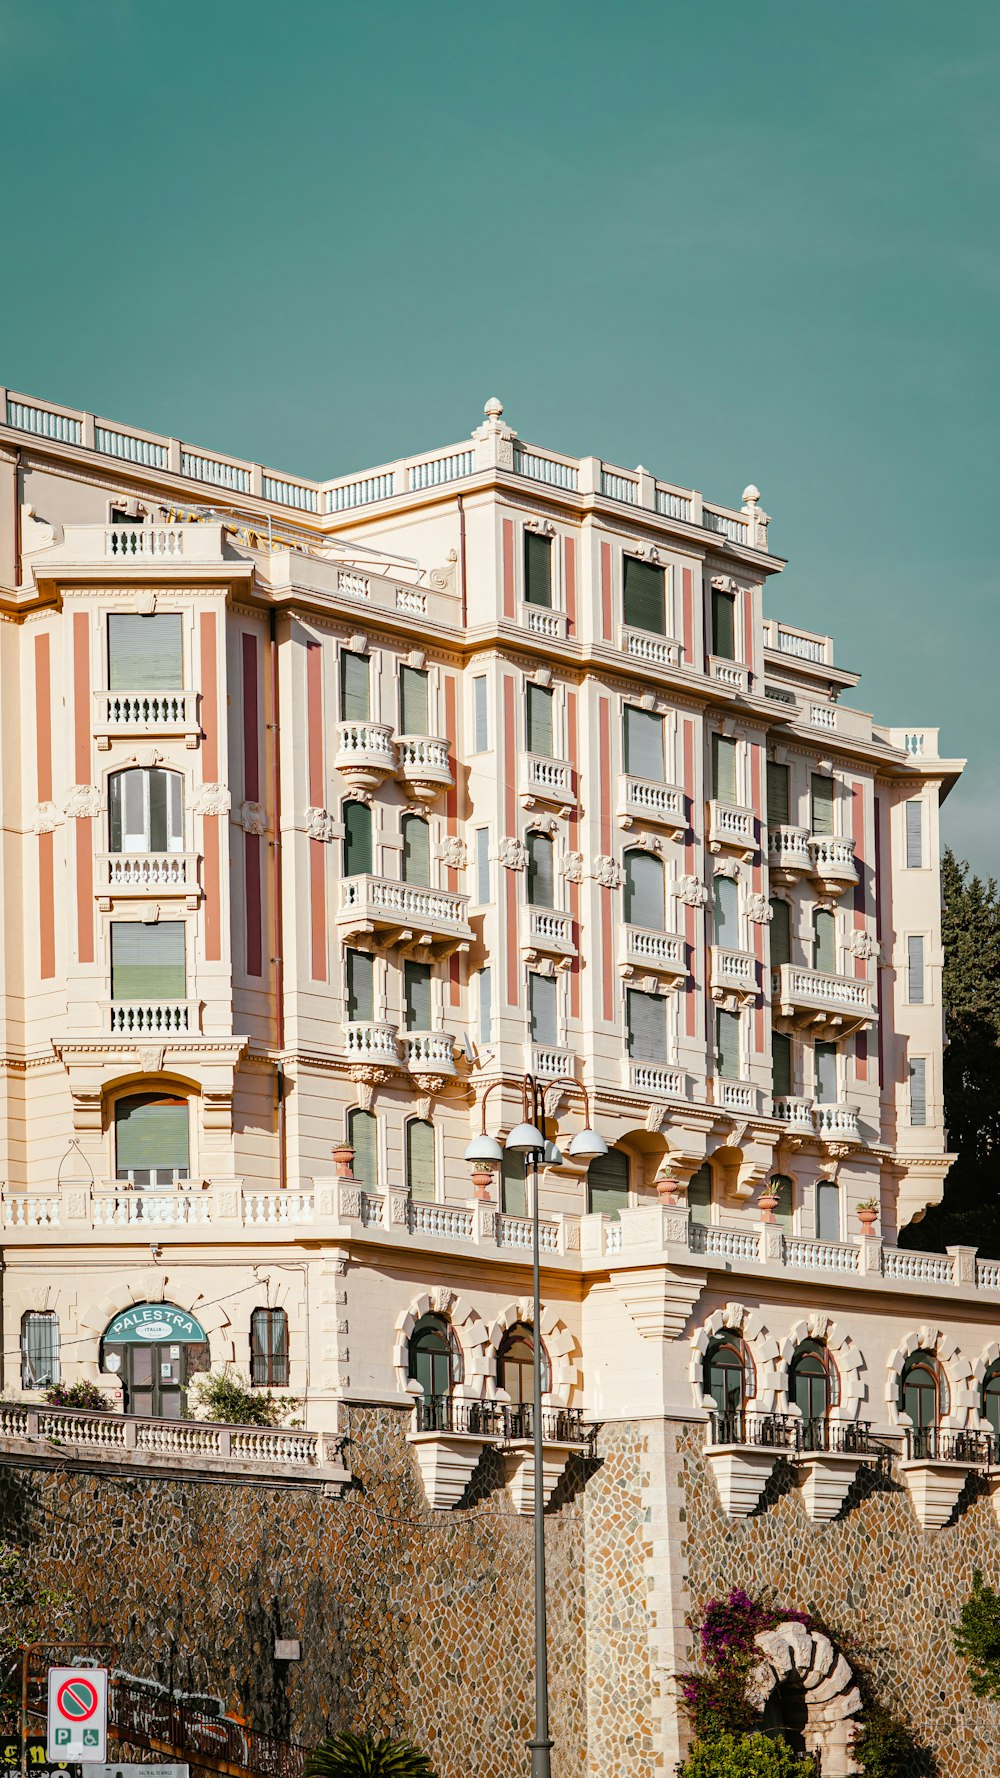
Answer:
122;1342;185;1418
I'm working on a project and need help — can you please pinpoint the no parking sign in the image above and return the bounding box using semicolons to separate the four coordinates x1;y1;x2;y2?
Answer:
47;1671;108;1763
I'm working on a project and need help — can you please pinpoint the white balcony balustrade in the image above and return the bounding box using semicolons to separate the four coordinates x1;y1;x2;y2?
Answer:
773;964;875;1038
520;604;568;639
93;689;200;750
337;876;472;958
807;835;859;896
531;1044;577;1081
97;853;199;899
334;720;397;792
708;800;757;859
772;1095;814;1134
398;1030;458;1081
708;656;751;693
812;1103;862;1145
711;1077;760;1114
617;627;683;670
710;946;757;1006
622;925;687;984
526;907;576;960
767;825;811;883
628;1061;688;1099
395;735;453;802
617;776;687;835
344;1021;400;1067
520;753;576;813
106;1000;199;1037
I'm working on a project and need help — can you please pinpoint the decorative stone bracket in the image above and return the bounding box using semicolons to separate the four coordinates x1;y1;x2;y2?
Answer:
406;1428;577;1514
899;1458;974;1529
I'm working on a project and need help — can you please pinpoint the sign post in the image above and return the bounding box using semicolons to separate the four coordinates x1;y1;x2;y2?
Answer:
46;1672;108;1764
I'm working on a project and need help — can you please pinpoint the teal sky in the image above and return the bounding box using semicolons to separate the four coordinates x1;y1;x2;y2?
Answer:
2;0;997;873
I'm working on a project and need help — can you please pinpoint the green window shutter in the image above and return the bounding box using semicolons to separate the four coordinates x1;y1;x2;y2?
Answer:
907;935;925;1003
402;815;431;885
909;1057;927;1125
905;800;923;868
688;1163;712;1227
346;949;374;1021
623;557;665;634
348;1108;378;1191
406;1120;436;1201
816;1181;840;1242
115;1093;189;1175
712;735;737;803
524;533;552;608
815;1041;838;1101
627;989;666;1061
624;851;664;930
527;685;554;756
623;707;664;781
587;1149;629;1219
527;833;554;908
770;1174;793;1232
813;910;836;972
340;651;370;721
766;762;789;827
713;876;738;945
810;774;835;836
771;1032;792;1097
473;677;489;752
475;828;490;904
478;967;492;1044
769;899;791;969
529;972;557;1045
715;1008;740;1077
399;667;429;734
501;1148;528;1216
108;614;183;690
343;801;372;877
711;588;736;660
404;960;432;1030
111;921;185;999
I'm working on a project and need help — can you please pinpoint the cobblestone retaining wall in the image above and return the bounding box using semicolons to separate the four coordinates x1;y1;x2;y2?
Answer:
0;1407;589;1778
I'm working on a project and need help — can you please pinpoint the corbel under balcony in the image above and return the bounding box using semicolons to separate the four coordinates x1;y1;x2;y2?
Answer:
807;835;858;898
768;825;811;885
899;1428;993;1529
407;1428;486;1510
523;905;577;965
710;945;758;1008
333;720;397;793
397;1029;459;1091
772;964;875;1039
621;924;687;986
337;876;472;960
501;1438;580;1515
519;753;576;816
617;775;687;836
395;735;453;803
407;1400;590;1511
708;800;757;861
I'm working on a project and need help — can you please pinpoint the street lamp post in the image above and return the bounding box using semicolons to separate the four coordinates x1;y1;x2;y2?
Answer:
467;1073;606;1778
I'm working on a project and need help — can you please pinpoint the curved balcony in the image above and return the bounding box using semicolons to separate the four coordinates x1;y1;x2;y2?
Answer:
396;734;453;803
399;1030;458;1083
337;875;472;959
334;720;396;792
772;1095;814;1135
813;1102;862;1146
773;964;875;1038
768;825;811;884
344;1021;400;1067
807;835;858;897
708;800;756;859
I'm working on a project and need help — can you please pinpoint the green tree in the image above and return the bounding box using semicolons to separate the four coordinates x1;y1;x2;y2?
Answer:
678;1732;815;1777
953;1568;1000;1699
900;849;1000;1256
188;1366;298;1428
305;1731;436;1778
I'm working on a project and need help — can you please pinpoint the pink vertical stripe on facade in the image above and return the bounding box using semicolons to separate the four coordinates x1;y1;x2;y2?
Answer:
851;780;868;1080
306;641;326;982
681;568;693;665
502;520;515;619
242;635;263;978
199;613;222;963
598;698;614;1021
72;612;94;965
564;537;577;638
600;543;613;642
503;676;518;1006
34;634;55;979
874;798;886;1091
749;743;765;1051
444;676;461;1005
567;691;581;1019
683;719;697;1037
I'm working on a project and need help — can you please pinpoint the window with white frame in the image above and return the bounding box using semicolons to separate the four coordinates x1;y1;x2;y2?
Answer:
109;768;183;853
904;800;924;868
909;1057;927;1125
472;676;489;752
21;1311;60;1388
474;828;491;905
907;935;926;1004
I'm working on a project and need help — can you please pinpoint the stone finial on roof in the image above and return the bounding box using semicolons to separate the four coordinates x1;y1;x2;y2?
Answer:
472;396;516;465
741;484;771;548
484;397;504;424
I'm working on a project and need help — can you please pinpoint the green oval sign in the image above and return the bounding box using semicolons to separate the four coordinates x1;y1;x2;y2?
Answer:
103;1303;207;1345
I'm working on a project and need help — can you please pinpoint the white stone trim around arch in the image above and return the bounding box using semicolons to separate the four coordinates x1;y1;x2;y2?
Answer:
970;1339;1000;1434
884;1323;977;1428
77;1274;234;1382
688;1301;781;1413
749;1621;862;1777
392;1287;490;1399
483;1300;580;1408
776;1314;866;1422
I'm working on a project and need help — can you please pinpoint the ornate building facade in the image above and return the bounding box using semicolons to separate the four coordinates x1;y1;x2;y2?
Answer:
0;385;992;1776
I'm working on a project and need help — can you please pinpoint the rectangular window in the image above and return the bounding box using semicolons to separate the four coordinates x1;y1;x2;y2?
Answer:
623;707;664;781
688;1164;712;1228
909;1057;927;1125
905;800;924;868
340;651;370;721
528;972;558;1046
712;734;738;803
406;1120;436;1202
771;1031;792;1097
623;556;665;635
715;1008;740;1078
472;676;489;752
527;832;554;908
501;1148;528;1217
810;773;835;836
404;960;432;1031
107;613;182;690
399;666;429;734
526;684;554;756
711;587;737;660
21;1312;60;1389
251;1309;289;1388
111;921;185;1000
815;1041;838;1103
816;1182;840;1243
475;828;491;905
770;899;791;970
114;1093;189;1182
524;532;552;608
907;935;926;1004
713;875;738;946
478;967;492;1045
627;989;667;1062
766;761;789;828
346;949;374;1022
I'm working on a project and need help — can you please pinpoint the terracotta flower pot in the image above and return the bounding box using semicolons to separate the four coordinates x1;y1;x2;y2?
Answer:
470;1167;494;1202
332;1143;356;1180
857;1206;879;1231
656;1176;679;1207
758;1192;780;1225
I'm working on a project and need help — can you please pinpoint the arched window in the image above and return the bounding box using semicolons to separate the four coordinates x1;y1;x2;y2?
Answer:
343;800;372;877
688;1162;712;1228
497;1323;551;1408
768;1174;794;1234
789;1340;838;1445
408;1314;461;1424
813;908;836;973
526;832;554;908
624;849;665;931
704;1333;752;1432
114;1092;189;1186
250;1307;289;1388
348;1107;377;1193
402;814;431;886
406;1118;435;1202
713;874;739;946
816;1178;840;1242
587;1149;629;1219
900;1351;941;1453
21;1311;60;1389
983;1364;1000;1439
109;767;183;853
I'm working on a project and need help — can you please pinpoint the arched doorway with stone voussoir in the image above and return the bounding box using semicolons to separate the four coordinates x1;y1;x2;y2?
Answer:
99;1302;211;1418
748;1620;863;1776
